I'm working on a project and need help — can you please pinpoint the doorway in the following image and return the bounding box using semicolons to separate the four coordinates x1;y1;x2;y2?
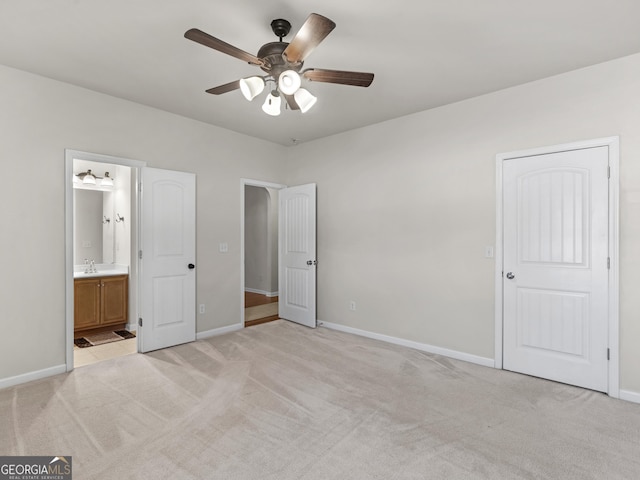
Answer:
241;179;318;329
65;150;145;370
494;137;620;397
242;180;286;327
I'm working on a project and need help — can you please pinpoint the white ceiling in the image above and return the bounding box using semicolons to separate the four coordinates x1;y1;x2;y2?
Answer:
2;0;640;146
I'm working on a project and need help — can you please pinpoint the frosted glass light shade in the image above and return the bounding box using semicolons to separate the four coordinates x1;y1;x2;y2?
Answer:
101;172;114;187
82;170;96;185
294;88;317;113
278;70;301;95
239;76;265;101
262;92;281;116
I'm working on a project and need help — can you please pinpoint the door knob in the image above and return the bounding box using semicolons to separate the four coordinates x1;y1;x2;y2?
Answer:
506;272;515;279
306;260;317;266
188;263;195;269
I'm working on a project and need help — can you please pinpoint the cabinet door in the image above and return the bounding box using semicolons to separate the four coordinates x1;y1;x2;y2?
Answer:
74;278;101;331
101;275;128;326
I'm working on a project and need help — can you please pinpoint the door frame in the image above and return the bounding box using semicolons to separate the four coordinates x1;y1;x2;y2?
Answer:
64;149;146;371
494;136;620;397
240;179;287;327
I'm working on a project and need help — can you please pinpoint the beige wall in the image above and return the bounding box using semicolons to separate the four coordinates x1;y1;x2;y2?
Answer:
2;51;639;396
0;64;287;380
284;53;640;394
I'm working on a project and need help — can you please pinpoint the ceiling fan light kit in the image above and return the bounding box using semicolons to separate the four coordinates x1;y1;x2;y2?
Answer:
185;13;374;117
278;70;302;95
262;91;282;116
239;76;265;101
293;88;317;113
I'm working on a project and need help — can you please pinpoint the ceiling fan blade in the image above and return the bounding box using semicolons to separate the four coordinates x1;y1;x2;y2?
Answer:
283;13;336;64
284;94;300;110
185;28;264;66
206;80;241;95
302;69;374;87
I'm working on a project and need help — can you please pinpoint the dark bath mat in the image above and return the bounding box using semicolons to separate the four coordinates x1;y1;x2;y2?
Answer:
114;330;136;339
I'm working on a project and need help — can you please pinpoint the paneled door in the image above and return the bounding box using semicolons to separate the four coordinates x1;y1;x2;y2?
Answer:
502;146;609;392
279;183;317;328
140;167;196;352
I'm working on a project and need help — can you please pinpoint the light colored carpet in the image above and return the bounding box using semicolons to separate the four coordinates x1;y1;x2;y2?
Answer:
245;302;278;321
1;320;639;479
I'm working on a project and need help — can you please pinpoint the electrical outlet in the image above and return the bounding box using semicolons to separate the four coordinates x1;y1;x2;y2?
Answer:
349;301;356;311
219;243;228;253
199;304;205;314
485;246;494;258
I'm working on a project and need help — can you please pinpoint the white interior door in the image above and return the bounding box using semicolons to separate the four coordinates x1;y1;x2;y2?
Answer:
140;167;196;352
279;183;317;328
503;146;609;392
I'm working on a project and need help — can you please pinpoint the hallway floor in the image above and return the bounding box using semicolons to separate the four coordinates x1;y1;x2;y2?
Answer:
245;292;279;327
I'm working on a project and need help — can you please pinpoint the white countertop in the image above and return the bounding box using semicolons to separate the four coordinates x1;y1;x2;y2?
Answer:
74;264;129;279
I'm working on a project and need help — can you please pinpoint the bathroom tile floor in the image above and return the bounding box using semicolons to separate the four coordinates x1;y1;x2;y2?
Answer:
74;337;137;367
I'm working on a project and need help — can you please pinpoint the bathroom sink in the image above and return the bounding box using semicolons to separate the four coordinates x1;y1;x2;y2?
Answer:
73;264;129;278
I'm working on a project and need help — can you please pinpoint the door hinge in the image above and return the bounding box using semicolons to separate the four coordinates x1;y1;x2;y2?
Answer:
607;166;611;179
138;318;143;327
139;250;143;260
607;257;610;269
139;182;143;193
607;348;610;360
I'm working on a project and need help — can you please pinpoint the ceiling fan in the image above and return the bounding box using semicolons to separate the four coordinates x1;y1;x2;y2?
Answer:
184;13;374;116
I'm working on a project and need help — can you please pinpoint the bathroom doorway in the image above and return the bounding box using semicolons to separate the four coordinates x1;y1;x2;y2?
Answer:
65;150;145;369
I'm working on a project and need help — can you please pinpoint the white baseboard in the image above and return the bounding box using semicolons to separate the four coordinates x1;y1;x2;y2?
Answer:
197;323;243;340
318;322;640;405
319;321;495;368
245;288;279;297
620;389;640;405
0;364;67;390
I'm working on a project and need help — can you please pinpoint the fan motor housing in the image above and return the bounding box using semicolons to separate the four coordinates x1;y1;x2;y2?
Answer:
257;41;303;76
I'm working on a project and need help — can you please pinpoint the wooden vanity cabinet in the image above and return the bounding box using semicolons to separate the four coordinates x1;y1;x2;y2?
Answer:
74;275;128;334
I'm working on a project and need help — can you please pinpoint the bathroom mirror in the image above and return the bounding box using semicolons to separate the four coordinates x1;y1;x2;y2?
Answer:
74;189;115;265
73;159;132;268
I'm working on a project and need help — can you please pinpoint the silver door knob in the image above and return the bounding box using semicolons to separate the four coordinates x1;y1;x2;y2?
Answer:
506;272;515;279
306;260;317;266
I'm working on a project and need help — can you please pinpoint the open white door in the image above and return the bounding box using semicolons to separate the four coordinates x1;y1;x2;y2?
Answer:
140;167;196;352
279;183;317;328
